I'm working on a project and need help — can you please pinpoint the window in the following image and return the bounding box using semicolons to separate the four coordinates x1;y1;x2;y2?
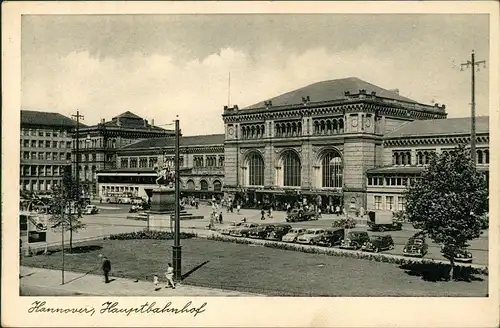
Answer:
45;131;51;137
283;151;301;187
139;157;148;168
200;180;208;191
23;140;29;148
322;150;343;188
23;151;29;160
66;141;71;148
246;152;264;186
45;141;51;148
213;180;222;192
53;131;59;137
206;156;217;167
148;157;157;168
53;141;58;148
130;158;138;168
66;153;71;160
194;156;204;168
374;196;382;210
186;180;195;190
218;156;224;167
397;197;406;211
38;130;44;137
386;196;394;211
33;140;38;148
38;152;44;160
179;156;184;167
121;158;129;168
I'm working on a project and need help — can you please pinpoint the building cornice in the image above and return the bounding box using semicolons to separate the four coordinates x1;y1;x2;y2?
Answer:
384;133;489;147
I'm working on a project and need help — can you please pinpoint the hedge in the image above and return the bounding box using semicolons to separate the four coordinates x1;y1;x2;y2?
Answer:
206;235;488;276
106;229;196;240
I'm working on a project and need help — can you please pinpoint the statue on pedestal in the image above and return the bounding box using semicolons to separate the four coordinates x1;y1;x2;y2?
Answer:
154;161;175;187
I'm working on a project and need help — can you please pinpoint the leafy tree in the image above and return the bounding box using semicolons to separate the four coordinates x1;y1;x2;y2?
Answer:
404;144;488;279
48;180;86;253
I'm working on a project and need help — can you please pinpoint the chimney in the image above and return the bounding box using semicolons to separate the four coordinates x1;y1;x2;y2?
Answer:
151;119;155;127
144;119;148;127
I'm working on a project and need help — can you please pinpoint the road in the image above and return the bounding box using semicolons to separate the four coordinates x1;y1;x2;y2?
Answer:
28;203;489;265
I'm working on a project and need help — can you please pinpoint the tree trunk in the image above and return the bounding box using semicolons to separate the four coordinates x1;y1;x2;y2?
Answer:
449;259;455;281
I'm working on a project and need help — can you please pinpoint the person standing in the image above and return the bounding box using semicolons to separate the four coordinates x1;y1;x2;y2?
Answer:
102;256;111;284
261;208;265;220
237;203;241;215
219;212;223;224
165;263;176;289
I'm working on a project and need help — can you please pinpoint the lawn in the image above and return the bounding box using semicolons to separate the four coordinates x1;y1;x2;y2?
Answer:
21;238;488;297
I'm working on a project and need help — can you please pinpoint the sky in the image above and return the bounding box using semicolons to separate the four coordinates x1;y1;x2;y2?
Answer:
21;14;490;136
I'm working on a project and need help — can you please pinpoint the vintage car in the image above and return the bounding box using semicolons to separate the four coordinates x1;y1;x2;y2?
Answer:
266;224;292;241
362;235;395;253
315;228;345;247
285;209;318;222
282;227;307;242
441;245;474;263
339;231;371;250
403;236;429;258
296;228;326;245
367;211;403;232
129;204;144;213
247;224;276;239
84;205;99;215
229;223;260;237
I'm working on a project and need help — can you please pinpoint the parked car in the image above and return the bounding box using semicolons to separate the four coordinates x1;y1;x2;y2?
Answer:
339;231;370;250
441;244;474;263
453;248;474;263
286;209;318;222
315;228;345;247
84;205;99;215
362;235;394;253
229;223;260;237
296;228;326;245
131;197;145;205
248;224;276;239
129;204;143;213
266;224;292;241
282;227;307;242
403;236;428;258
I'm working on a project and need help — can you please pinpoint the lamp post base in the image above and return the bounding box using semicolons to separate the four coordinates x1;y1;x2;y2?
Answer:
172;245;182;281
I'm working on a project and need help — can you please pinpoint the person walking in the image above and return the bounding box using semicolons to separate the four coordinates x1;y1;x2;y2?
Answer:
237;204;241;215
101;256;111;284
219;212;223;224
261;208;266;220
165;263;176;289
153;274;160;290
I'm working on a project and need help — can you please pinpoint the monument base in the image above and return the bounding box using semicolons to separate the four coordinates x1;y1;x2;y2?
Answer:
149;187;176;214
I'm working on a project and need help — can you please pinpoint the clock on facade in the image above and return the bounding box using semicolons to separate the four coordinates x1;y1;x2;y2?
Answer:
364;118;371;127
351;118;358;127
228;127;234;136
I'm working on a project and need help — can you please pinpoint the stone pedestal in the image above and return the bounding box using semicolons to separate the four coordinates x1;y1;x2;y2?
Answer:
149;187;175;214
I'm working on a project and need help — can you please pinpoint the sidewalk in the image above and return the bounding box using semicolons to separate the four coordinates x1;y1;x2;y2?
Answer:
20;266;262;297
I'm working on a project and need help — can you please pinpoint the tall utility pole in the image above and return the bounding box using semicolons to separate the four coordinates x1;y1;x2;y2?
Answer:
460;50;486;167
72;110;84;203
172;118;182;281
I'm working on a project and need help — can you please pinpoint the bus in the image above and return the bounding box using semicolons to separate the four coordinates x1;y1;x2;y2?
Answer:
100;191;134;204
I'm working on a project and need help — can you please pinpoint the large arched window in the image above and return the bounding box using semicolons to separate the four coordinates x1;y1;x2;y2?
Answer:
248;152;264;186
200;180;208;191
213;180;222;192
186;180;195;190
283;151;301;186
322;151;343;188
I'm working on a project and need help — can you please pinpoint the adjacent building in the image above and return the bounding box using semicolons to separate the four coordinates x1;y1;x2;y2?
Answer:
72;111;175;197
96;134;224;200
366;116;489;212
20;110;81;193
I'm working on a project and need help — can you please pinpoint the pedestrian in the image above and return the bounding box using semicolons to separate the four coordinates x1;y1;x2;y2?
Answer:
165;263;176;289
237;204;241;214
101;255;111;284
261;208;265;220
317;208;322;218
153;274;159;290
335;205;340;215
242;217;247;223
219;212;223;224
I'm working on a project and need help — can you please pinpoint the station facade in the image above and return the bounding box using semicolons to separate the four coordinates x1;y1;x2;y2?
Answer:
92;77;489;212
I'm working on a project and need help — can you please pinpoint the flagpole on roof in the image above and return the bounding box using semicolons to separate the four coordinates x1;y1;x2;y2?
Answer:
228;72;231;107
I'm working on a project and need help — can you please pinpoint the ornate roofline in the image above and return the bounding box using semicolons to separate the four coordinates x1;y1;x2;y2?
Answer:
223;97;446;123
118;145;224;156
384;134;489;147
